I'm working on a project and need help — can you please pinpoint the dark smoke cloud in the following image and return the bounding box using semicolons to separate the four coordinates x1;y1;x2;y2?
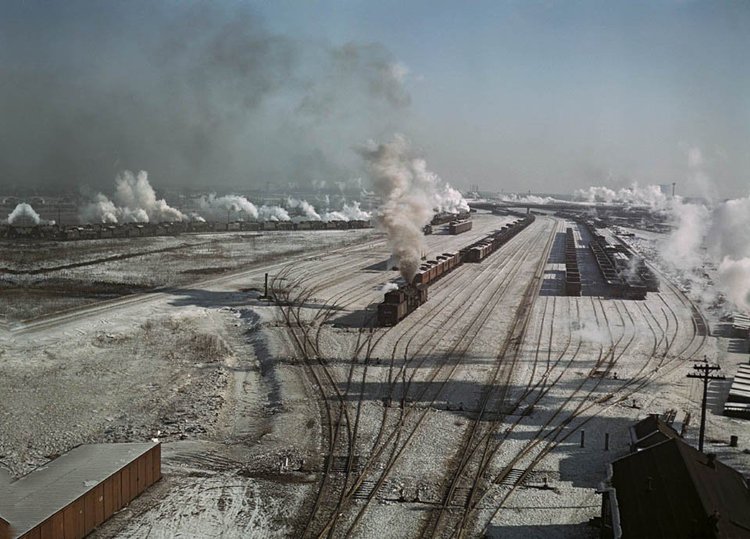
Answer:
0;1;411;192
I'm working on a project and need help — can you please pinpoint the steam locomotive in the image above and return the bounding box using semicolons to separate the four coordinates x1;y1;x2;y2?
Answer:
376;214;535;326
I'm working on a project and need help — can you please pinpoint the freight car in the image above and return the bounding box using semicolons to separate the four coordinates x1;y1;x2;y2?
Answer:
377;284;429;326
460;214;535;263
582;219;651;299
448;219;473;235
564;227;581;296
376;214;536;325
432;211;470;225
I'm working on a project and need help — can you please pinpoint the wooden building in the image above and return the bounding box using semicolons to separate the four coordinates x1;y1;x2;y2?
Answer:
600;437;750;538
0;442;160;539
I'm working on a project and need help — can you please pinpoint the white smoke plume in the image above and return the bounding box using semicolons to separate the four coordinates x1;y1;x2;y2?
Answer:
287;197;321;220
359;134;456;281
80;170;186;223
573;183;669;210
380;282;399;292
199;194;259;221
707;194;750;311
258;205;291;222
497;193;564;205
655;148;750;311
435;184;470;214
321;201;371;222
661;200;709;270
7;203;43;225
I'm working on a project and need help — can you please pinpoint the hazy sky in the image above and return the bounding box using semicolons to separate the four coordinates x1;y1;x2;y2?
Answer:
1;1;748;197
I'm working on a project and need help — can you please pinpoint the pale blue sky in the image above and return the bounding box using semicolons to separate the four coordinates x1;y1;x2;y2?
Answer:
1;1;748;196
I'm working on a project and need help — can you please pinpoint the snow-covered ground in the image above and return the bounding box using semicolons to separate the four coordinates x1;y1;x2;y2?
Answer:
2;213;748;538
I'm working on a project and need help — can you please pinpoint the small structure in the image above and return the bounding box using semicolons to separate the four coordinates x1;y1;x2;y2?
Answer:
628;414;679;452
0;442;160;539
600;437;750;538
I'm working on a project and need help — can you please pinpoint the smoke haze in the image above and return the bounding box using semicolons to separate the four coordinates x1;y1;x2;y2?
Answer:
0;1;410;193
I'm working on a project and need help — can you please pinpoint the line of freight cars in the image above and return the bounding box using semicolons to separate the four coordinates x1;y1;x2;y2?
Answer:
581;220;658;299
564;227;581;296
377;214;535;326
0;219;372;241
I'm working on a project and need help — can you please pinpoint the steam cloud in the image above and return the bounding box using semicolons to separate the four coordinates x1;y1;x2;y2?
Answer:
79;171;186;224
573;184;669;210
287;198;371;222
359;134;468;281
605;148;750;312
661;194;750;311
7;203;43;225
199;194;260;221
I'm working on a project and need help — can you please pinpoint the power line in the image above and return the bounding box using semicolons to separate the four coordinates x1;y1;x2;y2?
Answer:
686;356;725;452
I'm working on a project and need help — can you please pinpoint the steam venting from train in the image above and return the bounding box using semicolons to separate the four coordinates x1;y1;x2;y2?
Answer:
359;134;468;282
7;203;43;225
80;171;186;223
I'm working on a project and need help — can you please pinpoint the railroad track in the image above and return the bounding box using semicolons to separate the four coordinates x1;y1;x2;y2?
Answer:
268;215;545;537
324;218;559;537
469;260;709;535
273;215;705;538
302;217;560;536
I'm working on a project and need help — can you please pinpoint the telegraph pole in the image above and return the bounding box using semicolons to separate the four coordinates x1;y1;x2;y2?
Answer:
686;356;725;452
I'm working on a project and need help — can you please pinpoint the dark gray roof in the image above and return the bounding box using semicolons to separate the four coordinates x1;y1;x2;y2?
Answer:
0;442;157;537
611;438;750;538
629;415;678;450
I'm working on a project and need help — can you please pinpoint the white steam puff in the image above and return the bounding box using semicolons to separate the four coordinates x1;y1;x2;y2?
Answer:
287;198;321;220
286;198;371;222
662;194;750;311
435;184;470;214
573;184;669;210
321;201;371;222
497;193;564;205
80;170;186;223
258;205;291;222
359;134;462;281
707;194;750;311
7;203;42;225
199;194;259;220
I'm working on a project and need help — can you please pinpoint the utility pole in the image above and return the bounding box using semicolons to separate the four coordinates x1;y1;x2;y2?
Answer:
686;356;725;452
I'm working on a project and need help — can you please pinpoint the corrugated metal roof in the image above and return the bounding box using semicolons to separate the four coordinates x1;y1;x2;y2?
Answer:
0;442;157;537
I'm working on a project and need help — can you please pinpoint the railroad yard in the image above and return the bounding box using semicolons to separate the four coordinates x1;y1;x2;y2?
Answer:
2;210;749;537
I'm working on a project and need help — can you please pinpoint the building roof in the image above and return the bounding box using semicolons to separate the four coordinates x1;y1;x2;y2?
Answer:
611;438;750;538
629;414;679;450
0;442;157;537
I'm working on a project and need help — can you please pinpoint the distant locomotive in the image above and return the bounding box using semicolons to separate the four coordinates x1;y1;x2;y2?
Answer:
376;214;536;326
